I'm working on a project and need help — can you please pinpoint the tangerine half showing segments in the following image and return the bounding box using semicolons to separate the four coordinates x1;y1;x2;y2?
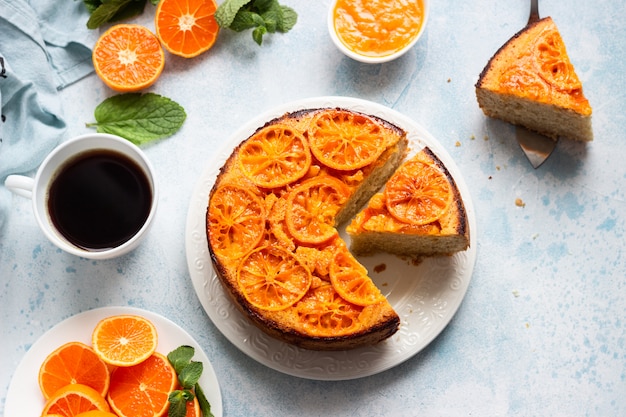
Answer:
155;0;220;58
41;384;111;417
384;159;452;225
92;24;165;92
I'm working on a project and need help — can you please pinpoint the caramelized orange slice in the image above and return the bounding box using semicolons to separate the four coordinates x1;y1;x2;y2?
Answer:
208;184;266;259
534;28;582;92
294;284;362;337
384;159;452;225
238;124;311;188
286;176;350;245
308;109;387;170
329;246;385;306
237;246;312;311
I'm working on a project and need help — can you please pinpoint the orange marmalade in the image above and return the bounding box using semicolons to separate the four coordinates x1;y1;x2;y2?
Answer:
333;0;425;58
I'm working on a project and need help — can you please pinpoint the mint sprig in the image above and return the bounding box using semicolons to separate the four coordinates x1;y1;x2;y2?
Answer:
215;0;297;45
86;93;186;146
167;346;214;417
83;0;158;29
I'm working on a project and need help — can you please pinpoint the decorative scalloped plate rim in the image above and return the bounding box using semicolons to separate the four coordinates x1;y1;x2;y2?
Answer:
185;96;477;381
5;306;223;417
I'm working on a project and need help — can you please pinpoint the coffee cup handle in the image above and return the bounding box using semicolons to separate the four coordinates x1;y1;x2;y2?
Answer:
4;175;35;199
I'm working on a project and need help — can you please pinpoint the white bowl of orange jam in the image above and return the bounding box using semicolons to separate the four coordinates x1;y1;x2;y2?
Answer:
328;0;429;64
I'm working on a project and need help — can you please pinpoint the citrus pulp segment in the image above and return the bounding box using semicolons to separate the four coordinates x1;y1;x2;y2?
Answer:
41;384;110;417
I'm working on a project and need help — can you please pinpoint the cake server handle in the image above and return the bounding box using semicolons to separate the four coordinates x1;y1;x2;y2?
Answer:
515;0;558;169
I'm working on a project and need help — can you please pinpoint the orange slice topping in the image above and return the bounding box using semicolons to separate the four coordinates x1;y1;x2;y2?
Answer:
238;124;311;188
92;24;165;92
294;284;362;337
308;109;388;170
155;0;220;58
329;246;385;306
285;176;350;245
208;184;266;260
384;159;452;225
237;246;312;311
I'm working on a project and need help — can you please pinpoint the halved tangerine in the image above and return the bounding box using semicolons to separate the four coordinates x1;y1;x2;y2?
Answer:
92;24;165;92
384;159;452;225
107;352;177;417
308;109;387;171
237;246;312;311
294;284;363;337
155;0;219;58
238;124;311;188
91;315;158;367
38;341;110;400
329;246;385;306
285;176;350;245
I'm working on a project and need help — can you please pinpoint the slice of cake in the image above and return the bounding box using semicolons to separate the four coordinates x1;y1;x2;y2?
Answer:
347;147;470;257
475;16;593;142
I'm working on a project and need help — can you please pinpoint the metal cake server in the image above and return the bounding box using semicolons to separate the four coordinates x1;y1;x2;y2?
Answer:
515;0;558;169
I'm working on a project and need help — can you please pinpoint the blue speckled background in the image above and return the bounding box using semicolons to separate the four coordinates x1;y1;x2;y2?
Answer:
2;0;625;416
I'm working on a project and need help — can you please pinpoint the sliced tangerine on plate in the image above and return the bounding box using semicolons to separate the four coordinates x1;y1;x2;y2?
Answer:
75;411;119;417
285;176;350;245
92;24;165;92
38;341;110;400
384;159;452;225
238;124;311;188
107;352;177;417
237;246;312;311
41;384;110;417
308;109;387;170
208;184;266;259
329;246;385;306
91;315;158;367
155;0;219;58
294;284;362;337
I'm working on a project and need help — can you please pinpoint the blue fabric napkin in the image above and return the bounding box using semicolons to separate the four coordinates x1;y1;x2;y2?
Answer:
0;0;97;231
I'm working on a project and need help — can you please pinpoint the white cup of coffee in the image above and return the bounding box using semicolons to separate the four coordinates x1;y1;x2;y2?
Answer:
4;133;158;259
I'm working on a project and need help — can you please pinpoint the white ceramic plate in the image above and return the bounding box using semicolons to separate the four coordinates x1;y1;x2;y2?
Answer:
5;306;223;417
185;96;477;381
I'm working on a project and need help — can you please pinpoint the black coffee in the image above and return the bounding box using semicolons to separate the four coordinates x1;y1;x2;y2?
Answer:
47;149;152;251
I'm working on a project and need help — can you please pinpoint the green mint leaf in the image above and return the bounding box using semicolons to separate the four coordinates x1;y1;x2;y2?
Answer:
277;6;297;32
82;0;103;14
261;9;279;33
168;390;188;417
229;10;262;32
179;361;203;389
86;0;144;29
252;0;277;13
108;0;147;23
252;25;267;45
215;0;252;28
87;93;186;146
168;345;195;374
195;383;214;417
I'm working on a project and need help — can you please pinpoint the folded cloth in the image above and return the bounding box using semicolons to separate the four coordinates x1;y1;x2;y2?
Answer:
0;0;96;230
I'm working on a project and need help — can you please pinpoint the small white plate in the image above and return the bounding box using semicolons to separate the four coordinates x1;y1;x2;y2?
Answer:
185;96;476;381
5;306;223;417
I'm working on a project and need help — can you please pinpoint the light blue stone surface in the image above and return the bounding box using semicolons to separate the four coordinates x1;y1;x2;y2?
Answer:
2;0;626;416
